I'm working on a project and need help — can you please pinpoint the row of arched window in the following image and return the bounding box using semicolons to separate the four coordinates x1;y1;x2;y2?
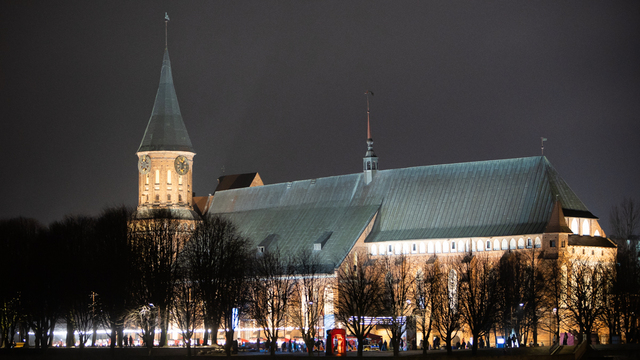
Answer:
370;237;542;256
569;218;600;237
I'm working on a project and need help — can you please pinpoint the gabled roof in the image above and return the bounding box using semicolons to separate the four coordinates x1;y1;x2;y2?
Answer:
568;235;616;248
207;156;594;271
138;49;194;153
215;173;263;192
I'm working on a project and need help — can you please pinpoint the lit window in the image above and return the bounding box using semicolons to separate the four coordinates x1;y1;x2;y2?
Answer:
179;176;183;185
167;170;172;184
510;239;516;250
502;239;508;250
419;243;425;254
371;246;377;256
146;174;149;185
155;170;160;184
458;240;464;252
582;220;590;236
435;242;442;253
571;219;579;234
380;244;385;255
443;241;449;253
594;230;600;237
477;240;484;252
427;242;434;254
518;238;525;249
535;237;541;248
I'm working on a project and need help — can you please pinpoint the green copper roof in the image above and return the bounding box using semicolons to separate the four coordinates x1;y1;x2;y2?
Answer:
207;156;594;271
138;49;194;153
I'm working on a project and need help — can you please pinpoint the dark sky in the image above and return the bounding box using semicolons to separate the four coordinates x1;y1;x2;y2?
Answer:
1;1;639;234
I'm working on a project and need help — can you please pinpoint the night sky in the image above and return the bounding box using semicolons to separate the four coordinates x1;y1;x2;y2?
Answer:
1;1;639;234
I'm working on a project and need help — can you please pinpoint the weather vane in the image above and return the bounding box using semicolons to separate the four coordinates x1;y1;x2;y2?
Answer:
541;137;547;155
164;12;170;49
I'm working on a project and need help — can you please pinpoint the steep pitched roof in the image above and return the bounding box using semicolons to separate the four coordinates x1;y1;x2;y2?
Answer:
215;173;263;192
138;49;194;153
207;156;593;271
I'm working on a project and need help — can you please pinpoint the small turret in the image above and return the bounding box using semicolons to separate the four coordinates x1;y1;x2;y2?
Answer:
363;91;378;184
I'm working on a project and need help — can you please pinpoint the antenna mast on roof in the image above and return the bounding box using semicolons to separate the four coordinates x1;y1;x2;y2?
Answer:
164;12;170;49
541;137;547;156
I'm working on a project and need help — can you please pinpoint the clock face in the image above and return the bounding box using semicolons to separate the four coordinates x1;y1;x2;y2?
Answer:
174;155;189;175
138;155;151;174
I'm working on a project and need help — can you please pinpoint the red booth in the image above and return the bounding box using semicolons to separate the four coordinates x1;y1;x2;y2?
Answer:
326;329;347;356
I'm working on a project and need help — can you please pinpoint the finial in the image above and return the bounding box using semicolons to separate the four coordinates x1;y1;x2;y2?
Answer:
365;91;374;140
164;12;170;49
541;137;547;155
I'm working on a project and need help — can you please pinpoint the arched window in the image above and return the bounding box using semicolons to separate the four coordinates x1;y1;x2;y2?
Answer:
427;242;434;254
535;237;542;248
518;238;525;249
412;243;417;253
494;239;500;250
594;230;600;237
371;245;377;256
451;241;456;252
477;240;484;252
443;241;449;253
419;243;426;254
582;220;590;236
435;242;442;254
510;238;516;250
486;240;491;250
403;243;410;254
502;239;508;250
395;244;402;255
379;244;385;255
459;240;465;253
571;219;579;234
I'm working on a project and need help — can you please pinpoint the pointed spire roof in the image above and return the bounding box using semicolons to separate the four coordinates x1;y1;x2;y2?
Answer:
544;200;572;233
138;49;194;153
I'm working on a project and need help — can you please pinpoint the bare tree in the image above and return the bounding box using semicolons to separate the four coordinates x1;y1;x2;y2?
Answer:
497;252;527;346
129;210;185;349
431;257;462;355
170;264;203;357
413;263;435;355
289;249;327;356
564;257;609;344
380;254;414;356
334;250;383;357
183;215;251;355
541;259;566;344
609;198;639;241
92;206;136;349
248;249;296;356
614;241;640;343
459;254;500;355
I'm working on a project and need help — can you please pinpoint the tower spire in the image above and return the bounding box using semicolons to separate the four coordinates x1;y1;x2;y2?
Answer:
363;91;378;184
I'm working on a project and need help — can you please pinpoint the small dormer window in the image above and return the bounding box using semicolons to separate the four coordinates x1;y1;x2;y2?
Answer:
314;243;322;251
258;246;265;253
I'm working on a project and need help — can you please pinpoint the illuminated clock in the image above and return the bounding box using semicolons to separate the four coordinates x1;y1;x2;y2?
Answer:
138;155;151;174
174;155;189;175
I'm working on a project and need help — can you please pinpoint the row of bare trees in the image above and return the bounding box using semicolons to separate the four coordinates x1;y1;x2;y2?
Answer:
0;207;332;357
333;246;637;356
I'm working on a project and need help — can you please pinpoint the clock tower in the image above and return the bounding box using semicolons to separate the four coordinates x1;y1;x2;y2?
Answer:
135;39;198;220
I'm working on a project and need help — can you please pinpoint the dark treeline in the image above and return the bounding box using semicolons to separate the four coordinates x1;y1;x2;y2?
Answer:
0;207;330;357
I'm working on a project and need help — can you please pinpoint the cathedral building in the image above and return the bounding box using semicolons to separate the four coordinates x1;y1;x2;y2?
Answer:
135;34;616;346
